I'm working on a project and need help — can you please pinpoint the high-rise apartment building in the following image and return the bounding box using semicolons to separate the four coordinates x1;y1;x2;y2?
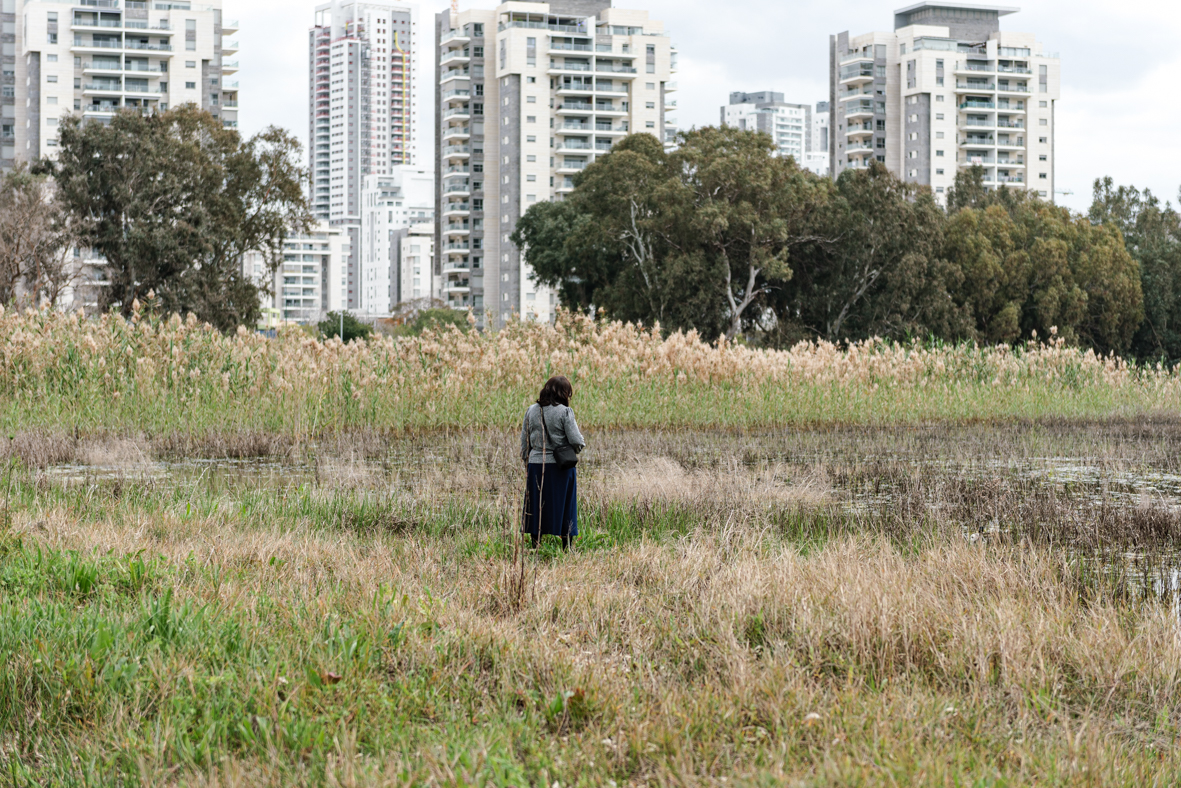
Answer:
3;0;238;171
395;221;436;304
359;166;433;315
436;0;677;330
310;0;421;310
830;2;1060;200
807;101;829;177
242;223;351;326
722;92;810;164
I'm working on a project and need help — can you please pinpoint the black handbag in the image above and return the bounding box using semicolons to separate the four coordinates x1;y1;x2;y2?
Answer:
538;406;579;471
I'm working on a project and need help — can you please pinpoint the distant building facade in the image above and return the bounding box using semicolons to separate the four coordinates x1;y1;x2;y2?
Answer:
243;223;350;325
359;166;434;316
830;2;1060;200
721;92;828;176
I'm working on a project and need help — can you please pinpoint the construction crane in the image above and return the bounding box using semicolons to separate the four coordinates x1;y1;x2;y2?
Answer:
451;0;458;13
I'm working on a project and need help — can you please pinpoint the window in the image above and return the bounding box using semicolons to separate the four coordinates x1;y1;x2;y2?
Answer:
935;95;944;102
936;77;944;86
1039;191;1047;197
646;44;655;74
526;174;536;181
936;186;944;193
186;61;195;68
1039;118;1048;126
185;81;196;89
1039;100;1047;108
526;135;536;143
908;150;917;158
527;96;536;103
526;116;536;123
46;75;57;83
1039;136;1047;144
875;138;885;149
908;132;917;140
473;23;483;37
936;150;944;156
645;101;655;109
646;82;655;90
908;114;918;123
47;96;57;105
936;168;944;175
527;37;536;65
1039;173;1047;179
526;154;536;162
936;131;944;139
47;118;57;126
473;46;484;58
1039;154;1047;161
47;33;57;43
1039;64;1048;93
935;113;944;120
47;54;57;63
876;155;885;162
646;121;655;128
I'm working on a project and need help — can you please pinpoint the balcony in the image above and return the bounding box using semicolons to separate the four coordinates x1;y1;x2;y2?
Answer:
441;88;471;102
960;100;995;110
549;41;593;53
995;175;1025;183
443;106;470;121
443;203;471;218
961;136;994;146
595;63;636;75
556;160;588;174
443;281;471;294
71;18;124;30
548;60;592;73
443;224;470;236
440;68;470;85
125;41;171;51
72;39;123;50
443;261;470;275
440;49;470;67
442;179;471;197
557;101;594;115
221;19;240;34
444;242;470;253
440;29;470;45
997;65;1032;74
83;82;125;94
557;83;594;96
222;60;239;73
222;40;239;54
956;82;995;92
442;145;470;159
845;102;875;119
955;62;993;75
442;125;470;142
962;155;994;165
847;142;874;154
558;139;592;152
996;119;1024;129
996;158;1025;167
839;63;875;85
593;124;629;135
845;123;874;138
593;103;626;116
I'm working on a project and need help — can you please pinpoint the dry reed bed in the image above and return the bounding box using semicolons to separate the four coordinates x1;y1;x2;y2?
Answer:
2;305;1179;435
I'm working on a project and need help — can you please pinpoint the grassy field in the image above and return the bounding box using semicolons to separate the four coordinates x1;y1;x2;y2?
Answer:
4;422;1181;785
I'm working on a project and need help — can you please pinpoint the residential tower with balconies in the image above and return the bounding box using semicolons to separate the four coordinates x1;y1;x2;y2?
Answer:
830;2;1059;200
4;0;238;171
435;0;676;328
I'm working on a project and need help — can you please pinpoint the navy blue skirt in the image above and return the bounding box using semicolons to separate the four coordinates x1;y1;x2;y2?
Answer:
522;463;578;538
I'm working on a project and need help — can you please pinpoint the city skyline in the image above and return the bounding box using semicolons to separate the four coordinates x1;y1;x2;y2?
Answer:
236;0;1181;215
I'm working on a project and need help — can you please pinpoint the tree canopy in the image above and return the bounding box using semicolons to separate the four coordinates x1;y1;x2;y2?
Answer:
45;105;311;331
515;131;1151;358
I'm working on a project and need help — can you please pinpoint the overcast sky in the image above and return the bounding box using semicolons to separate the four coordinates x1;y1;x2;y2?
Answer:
235;0;1181;214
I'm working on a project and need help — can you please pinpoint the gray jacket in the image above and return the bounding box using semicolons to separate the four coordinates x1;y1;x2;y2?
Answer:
520;403;586;464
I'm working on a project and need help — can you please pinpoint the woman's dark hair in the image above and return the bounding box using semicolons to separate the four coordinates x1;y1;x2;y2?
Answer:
537;375;573;408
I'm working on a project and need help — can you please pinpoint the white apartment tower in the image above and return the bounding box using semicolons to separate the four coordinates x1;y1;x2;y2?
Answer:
435;0;677;330
3;0;238;171
310;0;421;310
722;92;832;176
830;2;1060;200
359;166;433;315
242;223;351;326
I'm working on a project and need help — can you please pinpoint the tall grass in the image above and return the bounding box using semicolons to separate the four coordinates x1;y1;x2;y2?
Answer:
2;304;1179;437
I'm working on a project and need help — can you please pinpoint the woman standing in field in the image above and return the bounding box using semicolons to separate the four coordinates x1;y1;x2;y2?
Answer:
520;375;585;550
